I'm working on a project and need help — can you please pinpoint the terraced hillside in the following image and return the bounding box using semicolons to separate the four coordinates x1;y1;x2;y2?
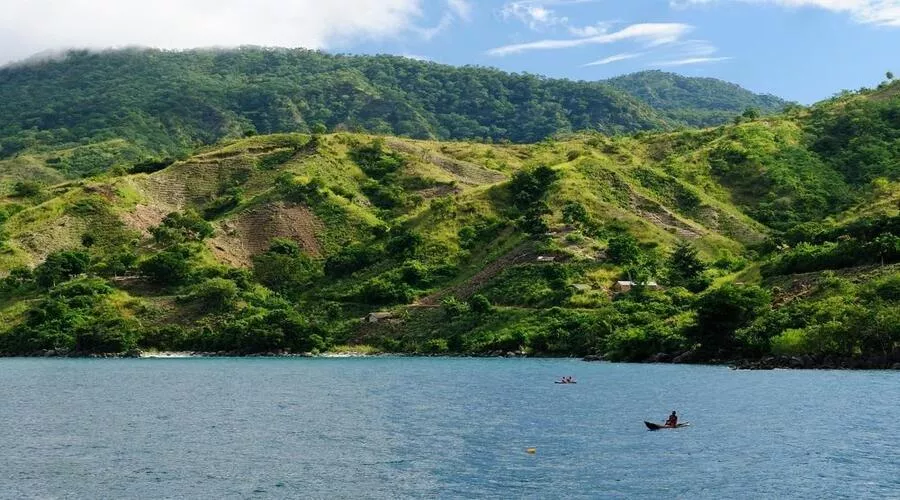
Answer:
0;80;897;365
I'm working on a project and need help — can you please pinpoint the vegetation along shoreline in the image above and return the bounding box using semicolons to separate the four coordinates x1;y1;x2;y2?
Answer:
0;50;898;368
4;349;899;371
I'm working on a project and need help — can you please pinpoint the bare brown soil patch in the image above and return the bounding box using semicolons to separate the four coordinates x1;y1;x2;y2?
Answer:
120;204;169;236
209;202;325;267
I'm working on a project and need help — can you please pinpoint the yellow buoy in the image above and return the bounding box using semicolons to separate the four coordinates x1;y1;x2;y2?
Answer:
526;447;537;454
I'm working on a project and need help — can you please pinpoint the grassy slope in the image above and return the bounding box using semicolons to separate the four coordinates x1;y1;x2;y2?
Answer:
0;81;898;356
0;129;757;317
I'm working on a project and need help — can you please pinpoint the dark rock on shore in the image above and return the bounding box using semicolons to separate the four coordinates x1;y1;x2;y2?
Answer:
582;354;603;362
731;354;900;370
649;352;673;363
673;349;700;364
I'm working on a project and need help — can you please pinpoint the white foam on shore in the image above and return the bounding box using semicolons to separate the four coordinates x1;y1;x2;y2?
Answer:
140;352;195;358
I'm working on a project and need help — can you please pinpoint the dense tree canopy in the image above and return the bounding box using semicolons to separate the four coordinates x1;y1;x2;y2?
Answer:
0;48;785;165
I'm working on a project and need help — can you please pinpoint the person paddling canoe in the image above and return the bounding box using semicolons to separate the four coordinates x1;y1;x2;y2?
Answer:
665;411;678;428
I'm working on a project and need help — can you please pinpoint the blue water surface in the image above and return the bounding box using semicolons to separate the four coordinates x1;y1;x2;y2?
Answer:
0;358;897;499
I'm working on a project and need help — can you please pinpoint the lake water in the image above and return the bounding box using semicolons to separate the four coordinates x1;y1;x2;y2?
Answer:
0;358;897;499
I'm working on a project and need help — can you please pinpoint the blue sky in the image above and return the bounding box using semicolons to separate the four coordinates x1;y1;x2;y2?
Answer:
2;0;898;103
342;0;900;103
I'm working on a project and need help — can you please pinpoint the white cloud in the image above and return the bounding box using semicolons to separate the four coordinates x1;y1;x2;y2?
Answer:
0;0;428;65
447;0;474;21
415;12;456;41
501;1;569;29
487;23;693;56
673;0;900;26
583;52;645;66
670;39;719;57
649;39;731;66
568;22;615;37
415;0;474;41
653;56;732;66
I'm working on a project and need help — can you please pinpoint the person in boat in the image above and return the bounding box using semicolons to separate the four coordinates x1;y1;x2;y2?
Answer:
665;411;678;427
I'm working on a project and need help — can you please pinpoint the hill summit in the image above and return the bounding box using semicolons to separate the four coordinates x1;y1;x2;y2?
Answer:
0;47;786;165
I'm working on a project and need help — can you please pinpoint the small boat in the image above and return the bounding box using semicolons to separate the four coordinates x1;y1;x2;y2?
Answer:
554;381;577;384
644;421;690;430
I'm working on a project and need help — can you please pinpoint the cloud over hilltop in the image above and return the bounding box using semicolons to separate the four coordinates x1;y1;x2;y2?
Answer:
0;0;471;65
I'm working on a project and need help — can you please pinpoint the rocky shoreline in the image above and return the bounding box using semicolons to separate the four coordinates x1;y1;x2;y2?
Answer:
593;350;900;370
2;349;900;369
728;355;900;370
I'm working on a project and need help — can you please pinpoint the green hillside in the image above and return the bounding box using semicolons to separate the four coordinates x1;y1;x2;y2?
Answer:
0;48;784;167
607;70;788;127
0;75;897;366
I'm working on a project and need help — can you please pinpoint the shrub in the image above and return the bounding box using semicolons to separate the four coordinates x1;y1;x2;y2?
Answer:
139;247;192;285
509;165;559;211
277;175;326;204
325;243;381;277
421;338;449;354
362;179;406;209
469;294;493;314
712;250;748;272
563;201;590;225
358;277;415;305
185;278;239;311
11;181;43;198
253;240;321;296
349;139;405;179
203;188;243;219
386;230;422;259
689;284;771;354
870;275;900;301
441;296;469;319
770;328;808;356
607;234;641;265
0;267;35;297
604;324;686;362
35;250;91;288
151;210;214;244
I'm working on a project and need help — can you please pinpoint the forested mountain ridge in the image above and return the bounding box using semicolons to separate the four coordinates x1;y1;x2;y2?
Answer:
0;47;784;168
607;70;788;127
0;64;897;366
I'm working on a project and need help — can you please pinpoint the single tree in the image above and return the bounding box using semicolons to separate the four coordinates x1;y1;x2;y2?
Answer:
666;241;709;291
607;234;642;265
887;71;895;81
